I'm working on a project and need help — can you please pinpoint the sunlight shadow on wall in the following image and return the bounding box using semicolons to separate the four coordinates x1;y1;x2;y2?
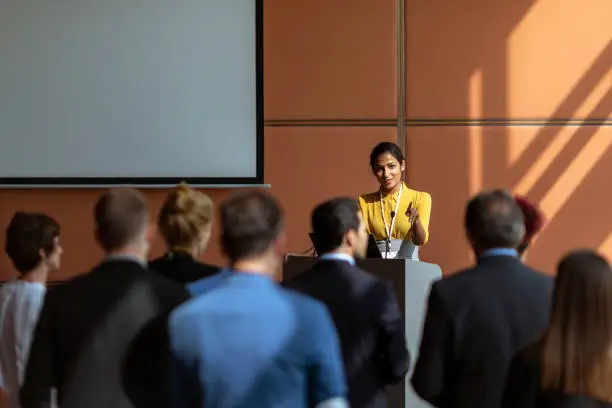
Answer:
507;0;612;120
468;69;483;195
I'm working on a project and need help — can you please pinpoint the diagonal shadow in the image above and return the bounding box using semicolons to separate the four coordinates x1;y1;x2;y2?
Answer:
501;39;612;187
527;138;612;272
407;0;606;275
524;89;611;203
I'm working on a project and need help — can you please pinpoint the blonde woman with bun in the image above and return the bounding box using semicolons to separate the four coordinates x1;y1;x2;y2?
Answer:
149;183;220;283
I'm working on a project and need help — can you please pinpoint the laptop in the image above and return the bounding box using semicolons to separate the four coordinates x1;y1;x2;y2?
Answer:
308;232;382;259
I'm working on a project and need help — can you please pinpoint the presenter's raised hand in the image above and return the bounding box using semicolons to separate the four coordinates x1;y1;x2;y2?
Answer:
407;202;420;225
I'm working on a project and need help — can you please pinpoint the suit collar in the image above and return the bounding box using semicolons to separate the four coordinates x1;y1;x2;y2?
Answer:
318;253;355;266
101;254;147;268
476;247;520;265
477;254;522;267
166;250;195;261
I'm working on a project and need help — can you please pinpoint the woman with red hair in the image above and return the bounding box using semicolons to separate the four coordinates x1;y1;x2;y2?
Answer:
514;195;546;255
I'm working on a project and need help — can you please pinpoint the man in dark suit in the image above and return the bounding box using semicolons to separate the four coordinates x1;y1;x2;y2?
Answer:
411;189;553;408
283;198;410;408
20;188;190;408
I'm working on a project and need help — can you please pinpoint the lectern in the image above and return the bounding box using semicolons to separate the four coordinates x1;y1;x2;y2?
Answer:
283;255;442;408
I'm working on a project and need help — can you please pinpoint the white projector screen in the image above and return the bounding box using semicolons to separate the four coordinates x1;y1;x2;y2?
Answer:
0;0;263;186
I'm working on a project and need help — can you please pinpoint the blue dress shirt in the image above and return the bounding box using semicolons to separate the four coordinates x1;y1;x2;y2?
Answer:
187;268;232;297
480;248;519;258
169;271;347;408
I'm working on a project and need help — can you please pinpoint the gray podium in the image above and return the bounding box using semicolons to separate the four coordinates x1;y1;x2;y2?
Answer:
283;255;442;408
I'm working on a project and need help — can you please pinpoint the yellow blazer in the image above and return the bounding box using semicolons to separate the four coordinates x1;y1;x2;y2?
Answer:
357;183;432;245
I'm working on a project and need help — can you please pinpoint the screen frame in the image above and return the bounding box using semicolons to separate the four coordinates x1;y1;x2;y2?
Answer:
0;0;264;188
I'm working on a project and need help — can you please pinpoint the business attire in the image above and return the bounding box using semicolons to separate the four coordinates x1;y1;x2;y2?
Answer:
20;256;190;408
358;182;431;260
149;251;220;284
282;253;410;408
169;270;348;408
502;341;612;408
411;248;553;408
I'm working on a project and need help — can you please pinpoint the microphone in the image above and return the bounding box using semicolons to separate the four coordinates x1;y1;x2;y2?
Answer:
390;211;396;218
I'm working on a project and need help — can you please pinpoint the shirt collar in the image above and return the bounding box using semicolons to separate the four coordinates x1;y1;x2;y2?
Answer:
480;248;519;258
223;268;274;282
318;253;356;266
380;182;405;199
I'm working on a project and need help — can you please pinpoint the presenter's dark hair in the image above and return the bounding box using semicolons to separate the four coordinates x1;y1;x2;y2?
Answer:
369;142;405;168
311;198;361;254
541;250;612;401
465;189;525;250
5;212;60;274
94;188;149;252
219;189;283;262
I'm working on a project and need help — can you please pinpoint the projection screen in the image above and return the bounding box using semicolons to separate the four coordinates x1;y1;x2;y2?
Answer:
0;0;263;186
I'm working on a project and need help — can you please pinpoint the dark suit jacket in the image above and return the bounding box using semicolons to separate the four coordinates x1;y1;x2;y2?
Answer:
411;254;553;408
282;259;410;408
20;258;190;408
503;341;612;408
149;251;220;284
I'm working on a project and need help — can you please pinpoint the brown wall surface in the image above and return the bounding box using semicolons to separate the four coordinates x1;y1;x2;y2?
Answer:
1;0;611;281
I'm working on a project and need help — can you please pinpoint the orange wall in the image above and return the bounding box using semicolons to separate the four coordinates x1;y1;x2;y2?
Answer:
406;0;612;274
1;0;611;281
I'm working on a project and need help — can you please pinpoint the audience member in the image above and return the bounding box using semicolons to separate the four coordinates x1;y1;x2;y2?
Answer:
411;189;553;408
283;197;409;408
149;182;220;285
20;188;189;408
0;213;61;408
169;189;348;408
514;195;546;256
3;184;604;408
503;250;612;408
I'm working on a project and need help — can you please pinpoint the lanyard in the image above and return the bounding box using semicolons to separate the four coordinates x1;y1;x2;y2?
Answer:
380;183;402;240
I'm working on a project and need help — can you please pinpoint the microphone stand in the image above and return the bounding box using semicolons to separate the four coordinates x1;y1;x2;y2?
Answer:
385;210;396;259
385;238;390;259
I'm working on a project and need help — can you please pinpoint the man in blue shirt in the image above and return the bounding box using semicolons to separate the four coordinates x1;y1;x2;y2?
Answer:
169;189;348;408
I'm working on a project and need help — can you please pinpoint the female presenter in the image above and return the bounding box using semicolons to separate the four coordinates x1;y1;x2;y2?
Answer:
357;142;432;260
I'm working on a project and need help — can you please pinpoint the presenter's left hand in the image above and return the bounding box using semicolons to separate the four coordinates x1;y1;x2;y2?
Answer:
407;202;420;225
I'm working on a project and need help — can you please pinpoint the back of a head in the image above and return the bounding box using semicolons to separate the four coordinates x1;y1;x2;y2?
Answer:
5;212;60;274
94;188;148;252
542;250;612;400
158;182;213;250
219;189;283;262
311;198;361;254
465;189;525;251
